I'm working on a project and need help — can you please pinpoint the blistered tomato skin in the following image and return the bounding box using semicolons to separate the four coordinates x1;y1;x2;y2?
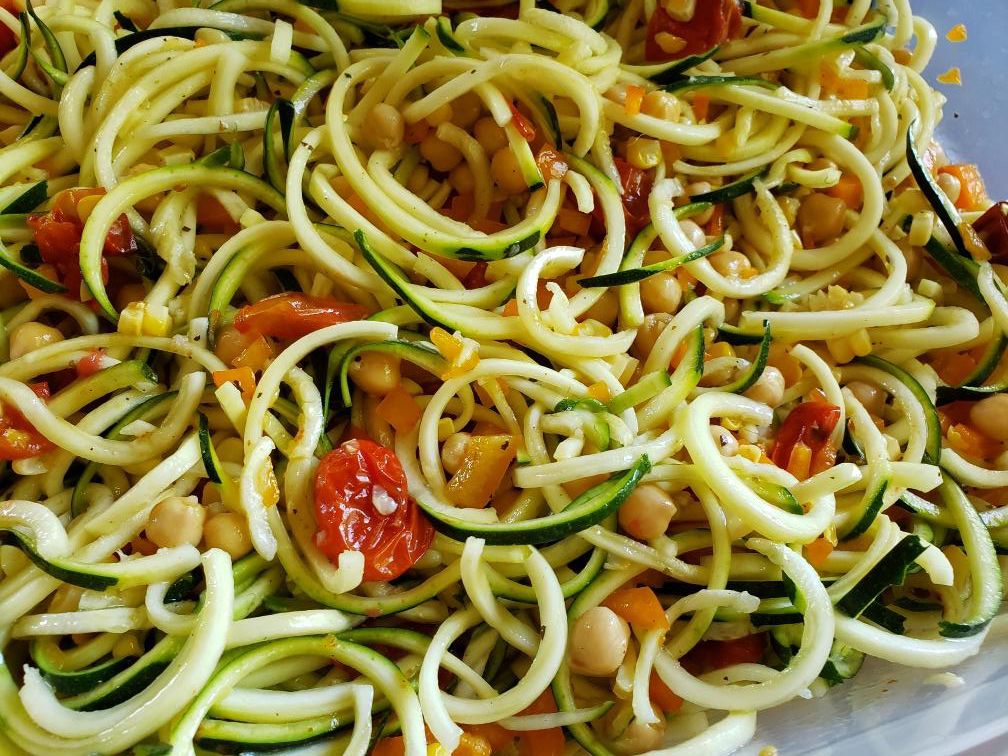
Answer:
313;439;434;582
645;0;744;60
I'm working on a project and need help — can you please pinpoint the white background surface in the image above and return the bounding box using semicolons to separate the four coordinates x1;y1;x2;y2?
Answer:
737;3;1008;753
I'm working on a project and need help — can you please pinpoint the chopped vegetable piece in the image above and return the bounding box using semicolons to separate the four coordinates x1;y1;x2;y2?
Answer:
508;101;537;142
212;366;256;404
683;633;766;673
314;439;434;582
938;164;987;211
233;293;370;340
974;201;1008;262
27;188;135;300
649;670;684;714
937;67;962;85
445;434;517;509
376;386;423;433
514;690;564;756
771;402;841;480
645;0;743;60
946;24;967;43
825;173;864;208
604;586;670;630
625;84;645;116
0;382;53;461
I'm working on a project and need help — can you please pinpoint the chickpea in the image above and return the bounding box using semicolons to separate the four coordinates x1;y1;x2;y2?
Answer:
451;92;483;129
709;250;754;279
449;163;475;194
613;720;667;755
618;484;677;541
847;380;886;416
709;424;739;456
349;352;401;396
744;366;786;408
632;313;672;360
441;432;471;475
8;321;63;359
420;134;463;173
203;512;253;559
146;496;205;548
364;103;405;151
686;182;715;224
474;117;508;154
970;395;1008;441
798;193;847;246
490;148;528;195
641;90;680;121
679;219;707;250
425;103;454;127
640;272;682;314
568;606;630;676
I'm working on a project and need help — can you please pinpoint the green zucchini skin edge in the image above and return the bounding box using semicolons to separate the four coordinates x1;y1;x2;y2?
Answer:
417;455;651;545
906;121;975;265
854;354;942;465
31;644;135;696
834;534;926;618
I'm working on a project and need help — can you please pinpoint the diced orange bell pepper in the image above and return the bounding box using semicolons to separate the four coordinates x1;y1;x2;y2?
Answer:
805;537;835;568
624;84;645;116
604;586;670;631
938;164;988;211
826;173;864;208
231;334;274;371
212;366;256;404
649;670;684;714
377;386;423;433
513;690;564;756
445;435;517;508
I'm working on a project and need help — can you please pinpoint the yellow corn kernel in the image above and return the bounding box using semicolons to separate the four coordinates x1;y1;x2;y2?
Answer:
849;328;872;357
431;327;463;361
117;302;145;336
587;381;611;402
737;444;763;463
826;336;855;365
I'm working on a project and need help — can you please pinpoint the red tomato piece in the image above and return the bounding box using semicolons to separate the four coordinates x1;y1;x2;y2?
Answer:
974;201;1008;263
75;349;106;378
610;157;655;237
0;382;54;461
314;439;434;582
461;262;488;289
26;188;135;299
771;402;841;477
645;0;743;61
233;293;370;341
683;633;766;674
508;102;537;142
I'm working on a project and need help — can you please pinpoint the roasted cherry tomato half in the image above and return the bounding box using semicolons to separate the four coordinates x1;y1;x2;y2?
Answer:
314;439;434;582
233;293;371;341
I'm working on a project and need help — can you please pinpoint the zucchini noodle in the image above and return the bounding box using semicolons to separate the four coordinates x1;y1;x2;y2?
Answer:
0;0;1004;754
